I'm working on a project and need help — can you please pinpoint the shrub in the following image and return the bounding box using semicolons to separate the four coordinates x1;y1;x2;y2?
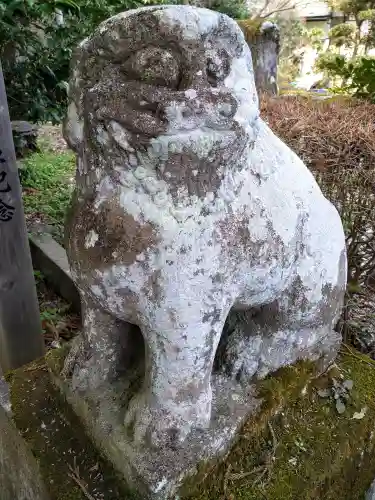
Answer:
315;52;348;77
328;23;356;48
0;0;81;123
316;54;375;102
0;0;170;123
201;0;249;18
261;96;375;350
345;56;375;101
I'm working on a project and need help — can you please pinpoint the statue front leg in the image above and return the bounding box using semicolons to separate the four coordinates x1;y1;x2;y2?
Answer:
124;304;230;447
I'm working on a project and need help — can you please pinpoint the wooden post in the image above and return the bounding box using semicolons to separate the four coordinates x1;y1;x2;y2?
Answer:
0;62;44;373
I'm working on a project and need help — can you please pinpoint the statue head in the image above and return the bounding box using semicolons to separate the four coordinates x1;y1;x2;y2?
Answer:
64;6;259;201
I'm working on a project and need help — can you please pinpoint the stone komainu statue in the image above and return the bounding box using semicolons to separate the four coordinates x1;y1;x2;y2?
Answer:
62;5;346;497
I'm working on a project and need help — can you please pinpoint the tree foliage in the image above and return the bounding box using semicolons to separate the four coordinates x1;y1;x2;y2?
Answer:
0;0;248;123
329;23;356;47
328;0;375;54
0;0;155;122
316;53;375;101
315;0;375;100
179;0;249;18
205;0;248;19
274;15;325;83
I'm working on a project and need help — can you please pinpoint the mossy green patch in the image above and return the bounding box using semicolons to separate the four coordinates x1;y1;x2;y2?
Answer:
8;357;136;500
237;19;263;40
180;346;375;500
46;342;71;376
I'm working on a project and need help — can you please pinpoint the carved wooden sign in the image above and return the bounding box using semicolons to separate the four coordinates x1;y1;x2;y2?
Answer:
0;149;15;222
0;63;44;372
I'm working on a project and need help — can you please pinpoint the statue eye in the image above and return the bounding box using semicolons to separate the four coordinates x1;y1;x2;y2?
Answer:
206;49;230;87
123;47;180;88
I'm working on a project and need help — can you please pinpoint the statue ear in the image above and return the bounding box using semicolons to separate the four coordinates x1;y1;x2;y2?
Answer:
63;101;83;153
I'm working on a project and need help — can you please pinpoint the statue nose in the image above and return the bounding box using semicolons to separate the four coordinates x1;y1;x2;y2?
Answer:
179;64;238;122
162;90;238;131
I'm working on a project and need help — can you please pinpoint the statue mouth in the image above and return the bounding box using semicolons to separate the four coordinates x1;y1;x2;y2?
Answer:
95;84;243;149
104;116;242;154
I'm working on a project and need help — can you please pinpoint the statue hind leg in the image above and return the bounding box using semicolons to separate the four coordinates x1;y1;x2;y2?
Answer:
219;257;346;382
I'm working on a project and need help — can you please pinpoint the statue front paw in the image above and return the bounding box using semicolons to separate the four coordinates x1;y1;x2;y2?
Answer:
124;389;212;449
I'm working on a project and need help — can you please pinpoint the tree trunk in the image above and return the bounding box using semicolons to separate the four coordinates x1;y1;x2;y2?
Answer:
352;18;363;59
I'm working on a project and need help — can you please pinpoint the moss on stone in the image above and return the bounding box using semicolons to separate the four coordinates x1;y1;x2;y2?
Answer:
180;346;375;500
237;19;263;41
8;346;375;500
45;342;71;376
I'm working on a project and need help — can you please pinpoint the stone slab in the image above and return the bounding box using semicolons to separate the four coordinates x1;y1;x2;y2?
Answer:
29;230;81;312
8;357;134;500
0;365;11;414
0;404;49;500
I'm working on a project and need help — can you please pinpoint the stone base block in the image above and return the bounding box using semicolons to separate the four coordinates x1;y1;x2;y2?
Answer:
7;357;134;500
47;345;261;499
8;347;375;500
0;404;49;500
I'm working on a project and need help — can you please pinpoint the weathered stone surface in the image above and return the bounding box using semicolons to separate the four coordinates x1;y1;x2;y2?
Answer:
0;365;10;413
0;404;49;500
62;5;347;498
11;120;38;158
367;479;375;500
249;21;280;96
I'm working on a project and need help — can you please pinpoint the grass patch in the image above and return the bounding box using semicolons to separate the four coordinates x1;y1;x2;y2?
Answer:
21;150;75;244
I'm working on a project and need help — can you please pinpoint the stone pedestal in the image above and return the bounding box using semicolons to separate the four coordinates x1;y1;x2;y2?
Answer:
7;357;132;500
0;403;49;500
5;347;375;500
49;353;260;499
